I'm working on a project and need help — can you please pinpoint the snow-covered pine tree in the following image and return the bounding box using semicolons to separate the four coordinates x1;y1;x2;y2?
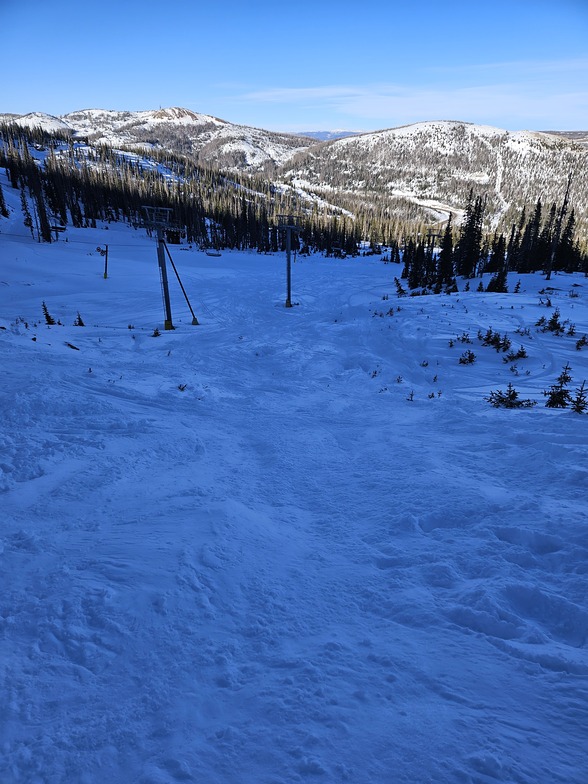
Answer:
544;363;573;408
571;381;588;414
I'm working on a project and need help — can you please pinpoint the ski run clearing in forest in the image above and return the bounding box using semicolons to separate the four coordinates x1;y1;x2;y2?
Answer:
1;173;587;784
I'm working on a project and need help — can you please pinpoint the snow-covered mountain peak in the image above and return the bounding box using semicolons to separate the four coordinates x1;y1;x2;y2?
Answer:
0;111;73;134
144;107;227;127
55;106;314;170
281;118;588;233
339;120;508;147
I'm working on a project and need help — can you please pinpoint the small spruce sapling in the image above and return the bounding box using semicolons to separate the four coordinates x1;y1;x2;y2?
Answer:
42;301;56;325
486;383;536;408
544;363;573;408
503;346;528;363
394;278;406;297
545;309;564;335
571;381;588;414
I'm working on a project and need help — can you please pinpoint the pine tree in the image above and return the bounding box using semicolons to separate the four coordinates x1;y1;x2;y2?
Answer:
33;185;53;243
0;180;8;218
42;301;56;325
571;381;587;414
545;173;573;280
436;215;454;285
454;192;485;278
486;235;508;292
506;220;522;268
408;240;426;289
516;199;542;273
555;211;579;272
20;186;34;237
486;383;536;408
544;363;573;408
401;238;414;280
486;233;506;273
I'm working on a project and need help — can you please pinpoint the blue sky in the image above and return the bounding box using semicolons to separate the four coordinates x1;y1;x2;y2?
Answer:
3;0;588;132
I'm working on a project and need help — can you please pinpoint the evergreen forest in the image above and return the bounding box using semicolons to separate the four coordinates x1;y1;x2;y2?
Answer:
1;121;586;290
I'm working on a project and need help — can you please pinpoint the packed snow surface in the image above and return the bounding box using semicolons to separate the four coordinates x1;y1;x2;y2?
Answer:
1;184;587;783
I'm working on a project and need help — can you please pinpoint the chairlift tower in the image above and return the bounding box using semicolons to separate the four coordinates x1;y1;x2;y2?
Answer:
278;215;302;308
142;206;175;330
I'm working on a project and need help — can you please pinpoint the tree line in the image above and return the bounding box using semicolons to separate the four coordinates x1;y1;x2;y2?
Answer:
398;188;587;293
1;124;586;283
0;122;364;253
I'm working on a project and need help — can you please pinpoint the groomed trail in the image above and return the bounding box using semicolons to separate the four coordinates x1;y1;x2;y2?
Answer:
1;215;587;783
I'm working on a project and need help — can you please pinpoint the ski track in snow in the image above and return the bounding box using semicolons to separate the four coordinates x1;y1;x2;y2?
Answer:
1;198;588;783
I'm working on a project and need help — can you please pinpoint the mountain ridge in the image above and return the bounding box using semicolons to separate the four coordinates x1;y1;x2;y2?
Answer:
0;108;315;171
1;107;586;239
279;119;588;235
2;107;586;158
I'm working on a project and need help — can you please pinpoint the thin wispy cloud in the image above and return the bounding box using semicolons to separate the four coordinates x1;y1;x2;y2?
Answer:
425;56;588;77
238;75;588;130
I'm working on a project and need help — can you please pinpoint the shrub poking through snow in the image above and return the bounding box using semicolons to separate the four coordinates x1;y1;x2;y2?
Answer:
457;331;472;344
459;350;476;365
503;346;528;363
478;328;511;352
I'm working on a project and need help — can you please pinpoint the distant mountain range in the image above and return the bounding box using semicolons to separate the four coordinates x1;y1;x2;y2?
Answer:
0;107;315;170
541;130;588;146
299;130;361;142
280;121;588;231
1;107;587;235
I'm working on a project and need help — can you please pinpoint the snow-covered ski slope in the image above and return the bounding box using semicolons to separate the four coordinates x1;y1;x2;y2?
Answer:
1;180;587;783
